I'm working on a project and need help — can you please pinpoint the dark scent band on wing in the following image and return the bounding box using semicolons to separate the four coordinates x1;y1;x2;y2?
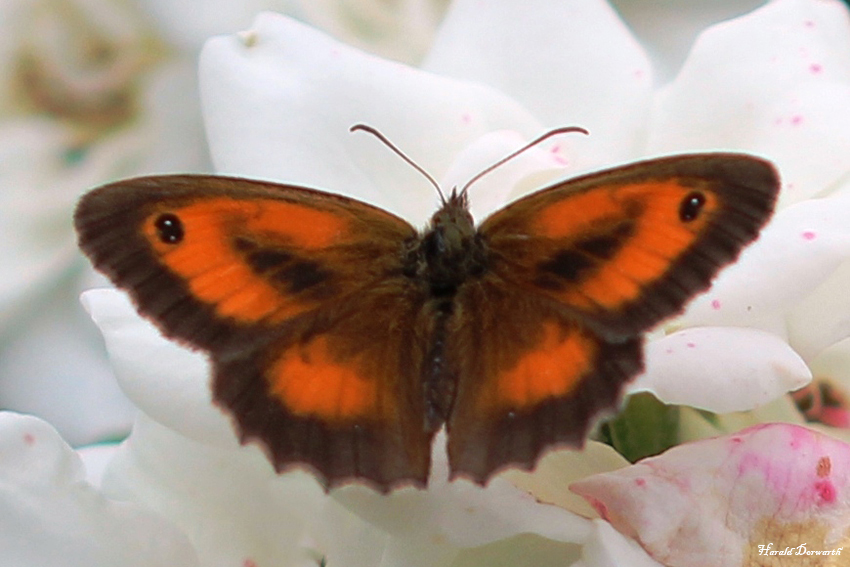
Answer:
531;180;719;310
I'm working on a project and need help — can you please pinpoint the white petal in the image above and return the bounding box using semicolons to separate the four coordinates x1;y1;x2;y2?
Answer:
0;412;198;567
295;0;448;64
502;442;630;519
610;0;765;81
577;519;664;567
649;0;850;206
199;12;540;225
788;261;850;360
77;442;120;488
80;289;236;447
440;129;581;221
102;414;338;567
680;193;850;329
423;0;652;168
332;432;592;548
632;327;811;412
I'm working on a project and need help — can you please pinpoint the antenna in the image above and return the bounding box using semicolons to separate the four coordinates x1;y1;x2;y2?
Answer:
350;124;446;204
458;126;589;196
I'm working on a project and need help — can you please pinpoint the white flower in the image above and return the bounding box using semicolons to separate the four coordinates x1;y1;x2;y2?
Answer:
0;412;199;567
7;0;850;564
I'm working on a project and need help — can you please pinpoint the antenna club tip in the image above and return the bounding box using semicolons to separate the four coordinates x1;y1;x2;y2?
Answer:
349;123;373;134
559;125;589;136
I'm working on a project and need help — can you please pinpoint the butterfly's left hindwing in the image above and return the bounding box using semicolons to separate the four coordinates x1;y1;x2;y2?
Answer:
75;175;437;490
444;277;643;482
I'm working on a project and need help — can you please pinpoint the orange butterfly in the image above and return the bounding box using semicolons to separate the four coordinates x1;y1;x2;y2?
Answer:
75;129;779;492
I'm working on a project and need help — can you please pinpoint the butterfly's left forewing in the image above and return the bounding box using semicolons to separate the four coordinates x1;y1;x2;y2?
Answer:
75;175;437;490
480;154;780;338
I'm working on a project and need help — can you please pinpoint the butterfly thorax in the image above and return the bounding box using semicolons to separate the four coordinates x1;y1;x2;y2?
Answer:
413;190;486;297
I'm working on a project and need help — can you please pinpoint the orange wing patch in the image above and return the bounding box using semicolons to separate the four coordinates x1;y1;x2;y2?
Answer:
534;180;720;310
495;322;596;408
141;198;353;324
267;335;380;421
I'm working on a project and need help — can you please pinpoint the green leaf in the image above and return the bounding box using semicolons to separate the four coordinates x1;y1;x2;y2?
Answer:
599;392;680;463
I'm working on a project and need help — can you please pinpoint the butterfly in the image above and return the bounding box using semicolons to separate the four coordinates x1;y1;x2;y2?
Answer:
74;129;779;492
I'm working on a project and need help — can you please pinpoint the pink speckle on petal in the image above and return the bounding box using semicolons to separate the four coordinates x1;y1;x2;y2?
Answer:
804;20;815;28
814;480;837;504
810;63;823;74
802;231;817;241
791;115;804;126
665;347;674;355
23;433;35;445
549;145;568;165
711;299;721;310
635;478;646;487
243;559;258;567
461;113;472;125
686;342;696;349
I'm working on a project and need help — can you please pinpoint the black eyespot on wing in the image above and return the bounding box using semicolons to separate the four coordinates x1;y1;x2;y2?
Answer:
155;213;184;244
679;192;706;222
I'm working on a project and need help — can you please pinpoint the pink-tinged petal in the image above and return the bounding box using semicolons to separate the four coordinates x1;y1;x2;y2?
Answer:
0;412;198;567
632;327;811;413
424;0;652;169
648;0;850;207
571;424;850;567
199;12;540;226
